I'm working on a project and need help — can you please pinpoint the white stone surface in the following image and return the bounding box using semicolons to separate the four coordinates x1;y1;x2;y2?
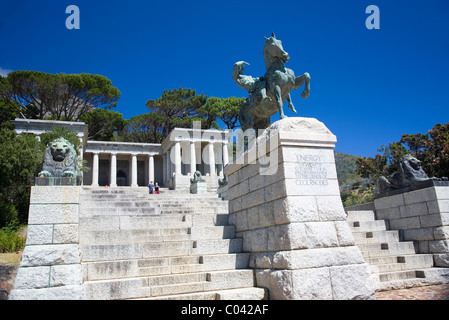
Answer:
50;264;84;287
225;117;374;300
26;224;53;245
13;266;51;289
373;186;449;266
329;264;375;300
28;204;79;224
21;244;81;267
30;186;80;204
9;285;86;300
9;186;85;300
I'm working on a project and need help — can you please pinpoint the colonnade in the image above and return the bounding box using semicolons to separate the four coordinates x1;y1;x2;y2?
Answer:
161;140;229;185
90;152;155;188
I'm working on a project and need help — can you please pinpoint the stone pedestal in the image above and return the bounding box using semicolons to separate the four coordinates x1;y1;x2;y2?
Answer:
9;186;86;300
374;183;449;267
224;117;375;300
218;184;228;200
190;181;207;194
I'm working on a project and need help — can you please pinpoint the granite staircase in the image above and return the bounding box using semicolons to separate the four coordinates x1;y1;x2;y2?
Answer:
347;210;449;291
79;187;266;300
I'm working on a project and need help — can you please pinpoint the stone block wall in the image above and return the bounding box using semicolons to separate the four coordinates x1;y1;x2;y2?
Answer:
374;186;449;267
9;186;86;300
224;118;375;300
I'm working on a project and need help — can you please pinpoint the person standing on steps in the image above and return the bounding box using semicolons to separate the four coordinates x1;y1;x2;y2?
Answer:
148;181;154;194
154;182;160;194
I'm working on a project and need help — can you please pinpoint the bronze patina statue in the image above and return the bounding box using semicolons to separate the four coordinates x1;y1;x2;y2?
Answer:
233;33;311;131
378;154;448;193
38;137;79;178
190;170;205;183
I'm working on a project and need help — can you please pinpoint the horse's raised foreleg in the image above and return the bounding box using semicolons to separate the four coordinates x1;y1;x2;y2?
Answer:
286;93;297;114
274;85;287;119
294;72;311;99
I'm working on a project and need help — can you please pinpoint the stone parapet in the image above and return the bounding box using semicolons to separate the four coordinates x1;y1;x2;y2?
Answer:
8;186;86;300
374;185;449;267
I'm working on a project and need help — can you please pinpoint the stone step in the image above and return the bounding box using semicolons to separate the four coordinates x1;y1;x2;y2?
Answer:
80;198;228;205
352;230;400;244
369;254;434;273
84;269;256;300
81;237;244;262
349;220;387;232
147;270;256;298
79;214;193;231
84;253;250;281
377;270;423;282
139;287;267;300
80;200;227;209
80;212;231;229
189;226;236;240
81;191;223;200
191;214;230;227
191;239;243;255
360;242;416;258
346;210;375;222
374;267;449;292
80;203;227;216
81;241;194;262
79;225;236;245
80;208;228;218
79;228;191;245
374;276;429;292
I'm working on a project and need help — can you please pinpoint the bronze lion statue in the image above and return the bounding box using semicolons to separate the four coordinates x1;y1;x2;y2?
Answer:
38;137;79;178
190;170;205;183
377;154;447;193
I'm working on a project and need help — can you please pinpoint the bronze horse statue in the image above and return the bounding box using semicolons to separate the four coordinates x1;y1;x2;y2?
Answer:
233;33;311;131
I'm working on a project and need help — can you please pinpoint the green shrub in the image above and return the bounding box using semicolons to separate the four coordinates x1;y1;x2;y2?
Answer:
0;227;26;253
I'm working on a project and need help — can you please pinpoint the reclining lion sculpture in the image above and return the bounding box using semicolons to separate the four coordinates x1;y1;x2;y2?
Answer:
377;154;448;193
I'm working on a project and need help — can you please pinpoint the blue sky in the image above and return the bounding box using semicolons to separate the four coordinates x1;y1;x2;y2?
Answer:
0;0;448;157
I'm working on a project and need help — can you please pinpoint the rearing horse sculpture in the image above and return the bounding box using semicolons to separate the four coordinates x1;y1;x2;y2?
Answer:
233;33;311;131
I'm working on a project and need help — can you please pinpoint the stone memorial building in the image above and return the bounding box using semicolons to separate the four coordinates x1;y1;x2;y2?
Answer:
12;118;230;192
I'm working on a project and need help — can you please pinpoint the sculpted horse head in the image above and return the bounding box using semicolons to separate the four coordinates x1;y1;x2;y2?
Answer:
263;33;290;68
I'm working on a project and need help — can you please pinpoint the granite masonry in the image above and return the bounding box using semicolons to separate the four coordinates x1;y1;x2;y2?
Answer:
8;186;86;299
374;182;449;267
224;117;375;299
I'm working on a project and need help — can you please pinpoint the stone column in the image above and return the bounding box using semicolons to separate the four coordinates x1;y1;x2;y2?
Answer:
162;154;166;184
174;142;181;176
169;147;176;179
166;151;171;182
217;146;224;178
223;142;229;168
92;152;99;187
225;117;375;300
131;153;138;188
110;153;117;188
148;155;154;184
190;141;196;176
208;142;216;176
